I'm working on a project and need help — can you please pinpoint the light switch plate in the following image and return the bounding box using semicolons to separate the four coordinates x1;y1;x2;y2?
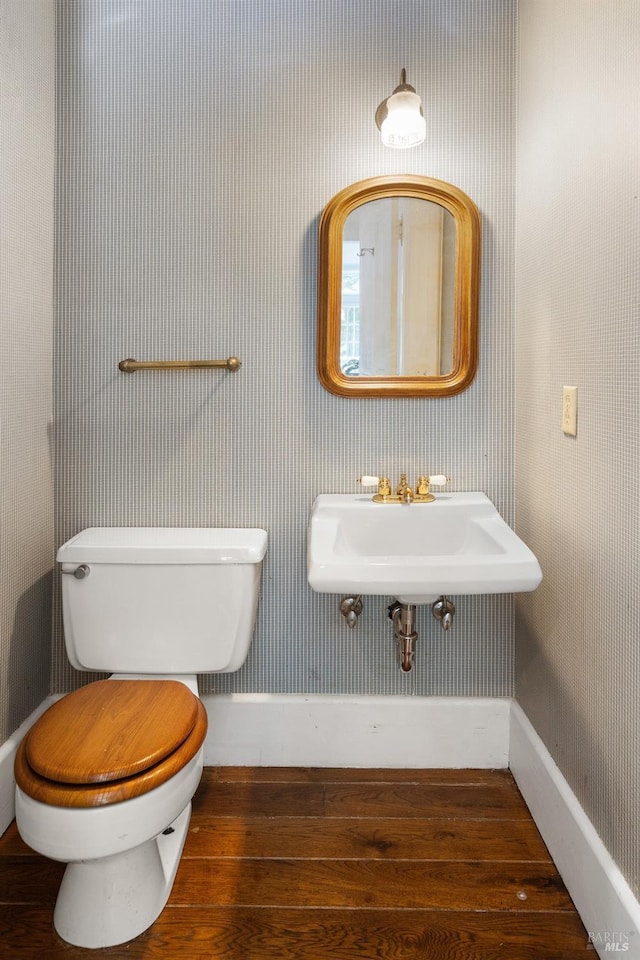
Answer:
562;386;577;436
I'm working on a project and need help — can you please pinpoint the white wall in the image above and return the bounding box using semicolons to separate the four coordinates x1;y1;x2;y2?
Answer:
515;0;640;900
53;0;518;699
0;0;55;742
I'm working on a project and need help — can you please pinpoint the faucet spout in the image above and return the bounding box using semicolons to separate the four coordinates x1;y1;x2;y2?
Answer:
396;474;415;504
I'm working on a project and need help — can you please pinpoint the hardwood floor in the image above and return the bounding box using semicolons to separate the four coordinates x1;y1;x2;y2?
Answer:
0;767;595;958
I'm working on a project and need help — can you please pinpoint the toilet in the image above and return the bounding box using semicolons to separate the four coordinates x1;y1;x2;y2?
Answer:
14;526;267;949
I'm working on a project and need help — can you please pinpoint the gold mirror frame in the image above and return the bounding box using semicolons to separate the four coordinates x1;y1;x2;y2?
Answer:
317;175;481;397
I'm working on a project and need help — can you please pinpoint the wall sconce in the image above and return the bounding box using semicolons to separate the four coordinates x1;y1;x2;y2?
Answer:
375;69;426;149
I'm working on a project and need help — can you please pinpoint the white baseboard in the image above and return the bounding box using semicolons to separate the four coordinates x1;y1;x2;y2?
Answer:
0;694;509;836
202;694;510;768
510;703;640;959
0;696;58;837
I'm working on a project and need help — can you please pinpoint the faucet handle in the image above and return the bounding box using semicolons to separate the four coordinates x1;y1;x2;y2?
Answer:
416;476;430;497
414;474;449;503
359;475;392;501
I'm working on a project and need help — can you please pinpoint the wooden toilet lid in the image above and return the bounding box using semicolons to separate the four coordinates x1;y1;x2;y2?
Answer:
25;679;200;784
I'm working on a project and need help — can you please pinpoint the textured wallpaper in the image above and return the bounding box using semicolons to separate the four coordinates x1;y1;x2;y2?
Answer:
53;0;517;697
0;0;55;742
516;0;640;899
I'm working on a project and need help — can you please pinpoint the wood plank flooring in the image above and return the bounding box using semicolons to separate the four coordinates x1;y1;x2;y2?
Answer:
0;767;596;958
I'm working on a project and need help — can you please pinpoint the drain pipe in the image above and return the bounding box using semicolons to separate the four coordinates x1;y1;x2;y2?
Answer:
388;601;417;672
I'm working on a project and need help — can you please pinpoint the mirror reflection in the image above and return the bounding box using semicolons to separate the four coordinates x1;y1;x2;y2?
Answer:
340;198;456;378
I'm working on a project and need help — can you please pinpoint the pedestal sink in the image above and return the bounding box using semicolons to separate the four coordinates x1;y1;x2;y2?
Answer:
307;492;542;604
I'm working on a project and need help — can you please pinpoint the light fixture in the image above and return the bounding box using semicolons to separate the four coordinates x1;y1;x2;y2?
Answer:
375;68;426;149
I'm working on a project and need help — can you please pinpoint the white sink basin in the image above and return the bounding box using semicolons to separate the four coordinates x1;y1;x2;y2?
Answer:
307;492;542;604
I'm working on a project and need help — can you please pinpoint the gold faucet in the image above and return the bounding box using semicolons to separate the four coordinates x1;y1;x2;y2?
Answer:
365;473;442;504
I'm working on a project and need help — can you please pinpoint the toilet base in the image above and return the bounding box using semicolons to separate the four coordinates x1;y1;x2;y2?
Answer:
53;801;191;948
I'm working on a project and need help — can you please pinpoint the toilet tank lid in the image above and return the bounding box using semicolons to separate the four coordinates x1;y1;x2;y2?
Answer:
57;527;268;564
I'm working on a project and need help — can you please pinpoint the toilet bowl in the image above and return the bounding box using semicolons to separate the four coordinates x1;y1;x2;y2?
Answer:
14;527;267;948
15;678;207;948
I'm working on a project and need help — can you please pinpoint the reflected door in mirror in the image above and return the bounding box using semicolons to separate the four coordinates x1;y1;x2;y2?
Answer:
341;198;455;378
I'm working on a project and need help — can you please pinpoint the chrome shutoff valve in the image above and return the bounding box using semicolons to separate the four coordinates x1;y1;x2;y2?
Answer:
340;595;363;628
432;596;455;631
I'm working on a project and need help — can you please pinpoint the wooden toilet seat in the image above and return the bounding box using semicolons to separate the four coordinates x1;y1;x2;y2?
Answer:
14;680;208;808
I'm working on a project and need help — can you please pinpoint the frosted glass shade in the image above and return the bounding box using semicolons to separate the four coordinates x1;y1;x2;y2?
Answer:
380;91;426;149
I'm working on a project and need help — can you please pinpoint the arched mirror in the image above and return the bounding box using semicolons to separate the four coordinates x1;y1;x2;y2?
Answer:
317;176;481;397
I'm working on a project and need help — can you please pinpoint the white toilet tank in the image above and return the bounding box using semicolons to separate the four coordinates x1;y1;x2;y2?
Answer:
57;527;268;674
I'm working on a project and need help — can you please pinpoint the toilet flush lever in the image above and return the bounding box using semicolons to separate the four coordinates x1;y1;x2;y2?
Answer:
62;564;91;579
